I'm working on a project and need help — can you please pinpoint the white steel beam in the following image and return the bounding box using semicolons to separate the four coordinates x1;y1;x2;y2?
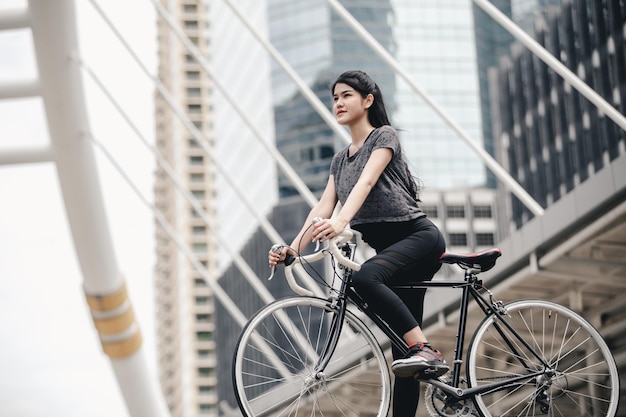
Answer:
0;5;29;30
0;79;40;99
27;1;169;416
0;145;54;165
473;0;626;133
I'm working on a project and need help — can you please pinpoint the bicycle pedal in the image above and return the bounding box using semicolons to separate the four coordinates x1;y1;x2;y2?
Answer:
414;366;449;380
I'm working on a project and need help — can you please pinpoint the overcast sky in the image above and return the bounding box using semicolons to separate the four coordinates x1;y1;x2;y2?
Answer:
0;1;158;416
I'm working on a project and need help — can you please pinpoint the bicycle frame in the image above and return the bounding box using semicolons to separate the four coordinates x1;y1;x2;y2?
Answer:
313;244;552;401
235;235;618;417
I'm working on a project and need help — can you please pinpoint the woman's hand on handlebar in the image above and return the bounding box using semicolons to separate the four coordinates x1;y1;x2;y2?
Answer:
268;245;296;268
312;218;347;243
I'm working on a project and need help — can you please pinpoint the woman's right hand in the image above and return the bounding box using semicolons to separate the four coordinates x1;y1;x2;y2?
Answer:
268;245;295;267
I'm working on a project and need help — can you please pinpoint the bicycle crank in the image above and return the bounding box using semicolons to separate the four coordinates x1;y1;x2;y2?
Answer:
425;379;479;417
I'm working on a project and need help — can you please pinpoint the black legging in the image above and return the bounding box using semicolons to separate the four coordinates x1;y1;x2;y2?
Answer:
352;216;445;416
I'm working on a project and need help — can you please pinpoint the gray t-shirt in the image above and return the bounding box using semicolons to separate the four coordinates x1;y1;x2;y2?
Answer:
330;125;424;226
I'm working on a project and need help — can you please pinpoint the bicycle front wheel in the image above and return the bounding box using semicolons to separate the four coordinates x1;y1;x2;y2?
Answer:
467;299;619;417
232;296;391;417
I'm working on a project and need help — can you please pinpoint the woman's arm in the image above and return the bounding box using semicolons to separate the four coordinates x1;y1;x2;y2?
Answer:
312;147;392;242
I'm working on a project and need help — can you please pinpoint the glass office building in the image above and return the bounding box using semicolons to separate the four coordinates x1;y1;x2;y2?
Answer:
391;1;485;189
489;0;626;229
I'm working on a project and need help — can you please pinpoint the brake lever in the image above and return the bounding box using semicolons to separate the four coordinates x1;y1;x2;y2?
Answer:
268;244;283;280
268;266;276;281
312;217;322;251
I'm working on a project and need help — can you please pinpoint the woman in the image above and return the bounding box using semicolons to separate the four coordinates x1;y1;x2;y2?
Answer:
268;70;448;415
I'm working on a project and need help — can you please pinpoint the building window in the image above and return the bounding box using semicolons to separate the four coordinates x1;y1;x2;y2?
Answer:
320;145;334;159
187;104;202;113
422;205;438;218
473;205;493;218
192;190;206;200
198;367;214;377
194;278;207;287
198;385;214;395
190;173;204;183
199;404;215;414
300;147;314;162
193;243;207;253
195;296;209;305
447;205;465;218
183;4;197;13
186;70;200;80
184;20;198;30
196;331;213;341
186;87;201;97
196;313;211;322
476;233;495;246
192;225;206;234
197;349;211;358
190;155;204;165
448;233;467;246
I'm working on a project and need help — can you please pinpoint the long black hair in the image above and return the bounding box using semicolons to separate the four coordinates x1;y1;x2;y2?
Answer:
331;70;391;128
332;70;422;200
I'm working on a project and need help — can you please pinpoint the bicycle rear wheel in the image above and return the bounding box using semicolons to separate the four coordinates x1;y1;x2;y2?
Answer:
232;296;391;417
467;299;619;417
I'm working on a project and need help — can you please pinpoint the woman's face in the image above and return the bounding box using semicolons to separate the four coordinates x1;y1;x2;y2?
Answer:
332;83;372;126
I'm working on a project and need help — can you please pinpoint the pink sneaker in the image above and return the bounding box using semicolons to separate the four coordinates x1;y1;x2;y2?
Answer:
391;343;449;379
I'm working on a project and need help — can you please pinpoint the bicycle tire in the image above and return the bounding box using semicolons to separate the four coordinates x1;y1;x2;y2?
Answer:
466;299;619;417
232;296;391;417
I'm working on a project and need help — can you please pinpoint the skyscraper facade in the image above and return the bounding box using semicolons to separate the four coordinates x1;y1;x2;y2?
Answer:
154;2;218;415
390;1;486;189
489;0;626;231
153;1;276;416
473;0;562;187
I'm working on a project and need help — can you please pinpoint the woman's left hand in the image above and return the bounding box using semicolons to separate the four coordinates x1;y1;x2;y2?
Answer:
312;218;346;242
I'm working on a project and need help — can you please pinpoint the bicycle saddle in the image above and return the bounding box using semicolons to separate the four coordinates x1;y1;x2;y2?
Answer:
439;248;502;272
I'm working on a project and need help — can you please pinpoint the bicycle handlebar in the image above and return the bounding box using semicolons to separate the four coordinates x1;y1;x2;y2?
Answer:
283;227;361;296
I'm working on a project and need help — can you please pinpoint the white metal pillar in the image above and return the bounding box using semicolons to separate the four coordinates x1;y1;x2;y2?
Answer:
26;1;169;416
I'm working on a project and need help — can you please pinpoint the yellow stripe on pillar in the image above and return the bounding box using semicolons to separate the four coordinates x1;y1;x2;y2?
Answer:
92;307;136;335
84;282;142;358
101;330;143;359
85;284;128;312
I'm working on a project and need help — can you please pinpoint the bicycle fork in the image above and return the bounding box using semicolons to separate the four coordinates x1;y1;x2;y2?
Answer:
311;295;349;380
310;244;355;378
